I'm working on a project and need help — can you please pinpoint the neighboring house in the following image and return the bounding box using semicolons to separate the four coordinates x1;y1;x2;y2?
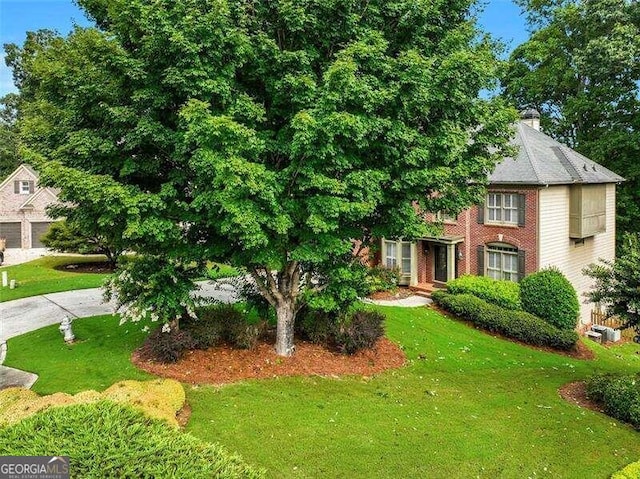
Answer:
0;164;59;252
380;110;623;327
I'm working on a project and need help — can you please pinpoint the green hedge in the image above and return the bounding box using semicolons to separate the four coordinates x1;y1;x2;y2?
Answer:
446;275;521;310
0;401;263;478
432;291;578;351
586;374;640;429
520;267;579;330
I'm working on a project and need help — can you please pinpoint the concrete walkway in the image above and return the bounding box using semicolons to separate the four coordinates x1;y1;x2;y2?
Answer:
0;365;38;389
363;296;432;307
0;281;428;389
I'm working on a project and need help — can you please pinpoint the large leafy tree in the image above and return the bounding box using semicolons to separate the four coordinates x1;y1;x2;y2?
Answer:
7;0;514;356
0;93;21;179
502;0;640;238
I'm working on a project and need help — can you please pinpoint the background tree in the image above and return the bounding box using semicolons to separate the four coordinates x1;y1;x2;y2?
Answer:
40;220;123;268
0;93;21;179
501;0;640;239
584;233;640;335
8;0;515;356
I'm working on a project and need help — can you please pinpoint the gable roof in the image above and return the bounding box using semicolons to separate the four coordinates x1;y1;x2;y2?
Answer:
489;123;625;185
0;163;39;192
19;187;59;210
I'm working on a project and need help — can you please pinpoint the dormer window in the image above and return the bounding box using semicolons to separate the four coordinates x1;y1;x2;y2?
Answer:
14;180;34;195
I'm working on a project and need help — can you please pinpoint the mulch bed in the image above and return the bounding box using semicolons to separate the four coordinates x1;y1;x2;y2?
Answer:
132;338;407;386
54;262;115;274
368;287;415;301
558;381;605;414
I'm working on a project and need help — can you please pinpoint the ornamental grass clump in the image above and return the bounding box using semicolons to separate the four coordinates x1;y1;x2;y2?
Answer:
0;401;264;478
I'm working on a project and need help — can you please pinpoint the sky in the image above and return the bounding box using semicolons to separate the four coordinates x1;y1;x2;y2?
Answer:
0;0;529;97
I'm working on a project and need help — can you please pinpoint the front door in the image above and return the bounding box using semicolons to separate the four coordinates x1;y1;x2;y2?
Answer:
434;244;448;282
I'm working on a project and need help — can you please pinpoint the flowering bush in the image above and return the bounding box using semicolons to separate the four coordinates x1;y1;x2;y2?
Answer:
103;255;204;327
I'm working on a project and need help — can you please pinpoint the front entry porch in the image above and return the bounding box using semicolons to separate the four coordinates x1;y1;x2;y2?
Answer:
417;235;465;286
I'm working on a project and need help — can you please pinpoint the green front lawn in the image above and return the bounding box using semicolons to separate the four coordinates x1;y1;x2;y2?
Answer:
5;307;640;478
4;314;152;393
0;256;239;302
0;255;111;302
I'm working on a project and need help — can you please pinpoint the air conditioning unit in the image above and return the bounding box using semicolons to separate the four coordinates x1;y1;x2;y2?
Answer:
605;328;621;343
591;325;622;343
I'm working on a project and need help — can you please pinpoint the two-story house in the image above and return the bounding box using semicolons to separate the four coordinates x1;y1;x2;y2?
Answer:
0;164;59;262
380;110;623;327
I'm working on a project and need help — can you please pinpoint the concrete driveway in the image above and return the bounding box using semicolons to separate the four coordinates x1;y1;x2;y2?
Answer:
0;281;239;343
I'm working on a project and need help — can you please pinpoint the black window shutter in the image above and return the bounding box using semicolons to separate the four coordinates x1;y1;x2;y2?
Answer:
14;181;19;194
518;194;526;226
28;181;35;194
477;204;485;224
477;245;485;276
518;250;526;281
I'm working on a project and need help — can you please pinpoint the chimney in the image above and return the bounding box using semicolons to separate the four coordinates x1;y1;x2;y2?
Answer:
520;108;541;131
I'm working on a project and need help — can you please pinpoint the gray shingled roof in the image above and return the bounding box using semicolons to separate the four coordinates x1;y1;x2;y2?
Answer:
489;122;625;185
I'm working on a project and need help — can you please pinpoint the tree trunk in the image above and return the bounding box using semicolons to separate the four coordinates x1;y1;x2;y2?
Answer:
249;261;301;357
275;297;296;357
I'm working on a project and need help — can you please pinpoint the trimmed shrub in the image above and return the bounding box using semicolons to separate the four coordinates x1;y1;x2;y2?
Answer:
365;265;401;293
432;291;578;351
333;310;385;355
184;319;224;350
612;460;640;479
586;374;640;428
296;308;385;354
0;401;264;478
144;325;195;363
446;275;521;310
296;308;337;345
519;267;579;330
183;311;225;350
194;304;265;350
0;379;186;427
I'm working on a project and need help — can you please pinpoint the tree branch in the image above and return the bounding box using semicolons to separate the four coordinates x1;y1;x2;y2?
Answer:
250;267;277;306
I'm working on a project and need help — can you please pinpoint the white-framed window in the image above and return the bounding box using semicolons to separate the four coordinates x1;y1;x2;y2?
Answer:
401;242;411;275
19;181;31;195
383;239;413;279
486;244;519;282
487;193;519;225
385;241;397;269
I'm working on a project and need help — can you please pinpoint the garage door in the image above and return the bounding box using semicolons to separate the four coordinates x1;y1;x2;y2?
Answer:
0;222;22;248
31;222;53;248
